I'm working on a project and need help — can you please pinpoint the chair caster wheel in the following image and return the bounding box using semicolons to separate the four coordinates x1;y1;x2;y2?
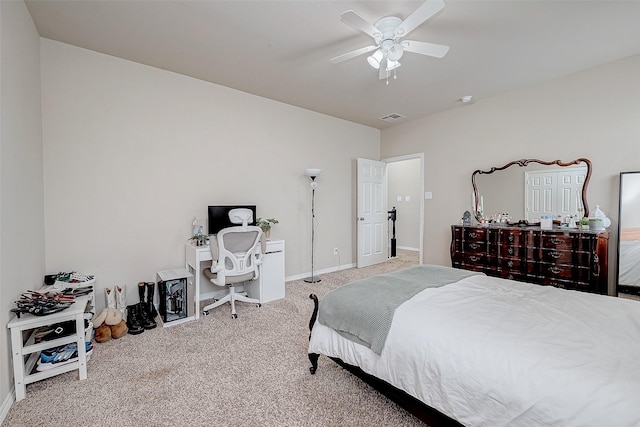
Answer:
256;303;261;308
231;313;238;319
203;311;209;316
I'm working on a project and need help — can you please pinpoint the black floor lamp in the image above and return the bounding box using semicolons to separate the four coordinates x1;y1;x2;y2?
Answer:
304;168;321;283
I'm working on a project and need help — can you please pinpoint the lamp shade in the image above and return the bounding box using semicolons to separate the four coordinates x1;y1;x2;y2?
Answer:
305;168;322;179
367;50;383;69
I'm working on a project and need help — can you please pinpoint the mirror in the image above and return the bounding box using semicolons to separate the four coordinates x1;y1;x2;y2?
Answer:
617;171;640;294
472;158;592;224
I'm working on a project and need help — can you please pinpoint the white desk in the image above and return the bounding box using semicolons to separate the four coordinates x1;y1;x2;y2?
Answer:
7;295;90;401
185;239;285;319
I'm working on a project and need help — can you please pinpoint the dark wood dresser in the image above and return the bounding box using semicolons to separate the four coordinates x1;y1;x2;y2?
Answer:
451;225;609;294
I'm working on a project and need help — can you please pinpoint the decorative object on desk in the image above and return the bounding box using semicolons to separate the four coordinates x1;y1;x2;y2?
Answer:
588;217;604;231
580;216;589;230
462;210;471;226
592;205;611;228
190;217;207;246
304;168;322;283
541;215;554;230
190;228;208;246
256;217;279;239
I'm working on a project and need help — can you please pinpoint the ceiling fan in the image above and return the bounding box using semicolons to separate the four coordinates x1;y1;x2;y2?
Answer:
330;0;449;81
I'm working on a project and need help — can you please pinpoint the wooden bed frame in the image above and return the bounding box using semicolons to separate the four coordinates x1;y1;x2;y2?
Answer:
308;294;463;427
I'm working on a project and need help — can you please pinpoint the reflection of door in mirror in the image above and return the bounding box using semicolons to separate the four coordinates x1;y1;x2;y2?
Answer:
617;171;640;294
525;167;587;222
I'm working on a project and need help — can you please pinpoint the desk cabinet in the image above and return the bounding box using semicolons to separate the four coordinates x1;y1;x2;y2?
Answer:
7;295;91;401
451;225;609;294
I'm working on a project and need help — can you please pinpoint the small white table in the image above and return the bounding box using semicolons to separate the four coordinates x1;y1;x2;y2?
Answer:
185;239;285;319
7;295;90;401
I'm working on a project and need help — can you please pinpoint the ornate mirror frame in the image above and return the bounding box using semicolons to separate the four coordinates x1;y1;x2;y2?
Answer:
471;158;592;224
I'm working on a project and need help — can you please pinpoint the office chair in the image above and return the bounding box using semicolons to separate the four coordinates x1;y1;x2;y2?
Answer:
202;208;265;319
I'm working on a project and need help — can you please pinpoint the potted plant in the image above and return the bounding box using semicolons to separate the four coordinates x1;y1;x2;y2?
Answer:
190;224;208;246
256;217;278;238
580;217;589;230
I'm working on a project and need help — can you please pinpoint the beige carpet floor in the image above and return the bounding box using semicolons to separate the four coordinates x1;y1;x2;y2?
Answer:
3;251;425;427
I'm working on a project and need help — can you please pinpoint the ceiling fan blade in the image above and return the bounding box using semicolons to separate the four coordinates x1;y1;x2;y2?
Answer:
340;10;382;41
402;40;449;58
395;0;445;37
330;45;378;64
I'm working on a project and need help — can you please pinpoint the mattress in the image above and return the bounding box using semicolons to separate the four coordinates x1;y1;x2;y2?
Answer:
308;273;640;427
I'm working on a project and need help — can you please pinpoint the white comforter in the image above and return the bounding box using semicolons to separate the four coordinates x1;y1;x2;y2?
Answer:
308;274;640;426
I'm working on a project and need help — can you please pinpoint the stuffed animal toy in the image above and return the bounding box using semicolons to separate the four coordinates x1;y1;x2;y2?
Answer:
92;308;128;342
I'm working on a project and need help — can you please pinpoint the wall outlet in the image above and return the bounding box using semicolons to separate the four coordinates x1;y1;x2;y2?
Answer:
333;248;339;255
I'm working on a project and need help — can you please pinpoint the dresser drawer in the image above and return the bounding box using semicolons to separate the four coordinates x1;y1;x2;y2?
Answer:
530;263;591;282
463;240;485;253
539;248;591;265
529;232;596;251
464;252;489;265
498;243;524;258
463;228;487;242
498;229;525;246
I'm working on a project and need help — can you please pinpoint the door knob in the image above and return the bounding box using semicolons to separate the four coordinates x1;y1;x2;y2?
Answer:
359;217;365;221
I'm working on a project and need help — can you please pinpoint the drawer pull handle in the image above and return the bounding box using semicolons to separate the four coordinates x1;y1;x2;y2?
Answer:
469;256;479;262
550;251;561;259
507;260;514;268
469;243;480;250
508;234;515;242
508;274;514;280
469;232;478;239
550;238;564;245
593;254;600;276
508;247;514;255
549;266;562;274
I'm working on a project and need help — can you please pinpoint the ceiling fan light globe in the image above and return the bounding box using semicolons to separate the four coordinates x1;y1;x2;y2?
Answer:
367;50;383;69
387;44;404;61
386;60;401;71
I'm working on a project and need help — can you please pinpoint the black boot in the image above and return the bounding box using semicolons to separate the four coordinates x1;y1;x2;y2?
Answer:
145;282;157;318
137;302;157;329
126;305;144;335
137;282;146;304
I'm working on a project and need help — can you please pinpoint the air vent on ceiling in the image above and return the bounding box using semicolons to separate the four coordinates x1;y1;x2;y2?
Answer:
379;113;406;122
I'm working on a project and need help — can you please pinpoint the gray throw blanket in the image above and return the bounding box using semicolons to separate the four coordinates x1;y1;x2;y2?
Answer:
318;265;482;354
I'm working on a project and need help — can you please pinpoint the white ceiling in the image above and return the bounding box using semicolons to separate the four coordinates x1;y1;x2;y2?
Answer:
25;0;640;129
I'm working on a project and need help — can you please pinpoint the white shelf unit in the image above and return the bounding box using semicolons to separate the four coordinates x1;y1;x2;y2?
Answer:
7;294;92;401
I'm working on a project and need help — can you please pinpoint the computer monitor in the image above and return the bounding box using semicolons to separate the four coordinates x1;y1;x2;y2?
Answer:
207;205;257;235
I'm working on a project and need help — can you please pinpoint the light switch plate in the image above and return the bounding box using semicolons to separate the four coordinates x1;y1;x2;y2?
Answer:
425;192;433;199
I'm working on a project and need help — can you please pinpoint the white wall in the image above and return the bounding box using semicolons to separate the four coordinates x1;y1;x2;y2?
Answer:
0;0;45;412
41;39;380;306
381;54;640;294
387;159;421;250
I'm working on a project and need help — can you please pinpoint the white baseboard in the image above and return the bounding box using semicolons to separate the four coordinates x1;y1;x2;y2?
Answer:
397;246;420;252
285;263;356;282
0;387;15;424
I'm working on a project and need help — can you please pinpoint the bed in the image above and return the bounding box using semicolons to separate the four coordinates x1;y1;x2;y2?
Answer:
307;265;640;427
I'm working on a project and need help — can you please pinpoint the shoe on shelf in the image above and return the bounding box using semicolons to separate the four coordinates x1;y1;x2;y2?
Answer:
53;272;95;289
37;342;93;371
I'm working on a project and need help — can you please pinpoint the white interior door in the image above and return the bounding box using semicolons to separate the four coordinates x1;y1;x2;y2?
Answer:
526;171;556;222
525;167;587;221
357;158;388;268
